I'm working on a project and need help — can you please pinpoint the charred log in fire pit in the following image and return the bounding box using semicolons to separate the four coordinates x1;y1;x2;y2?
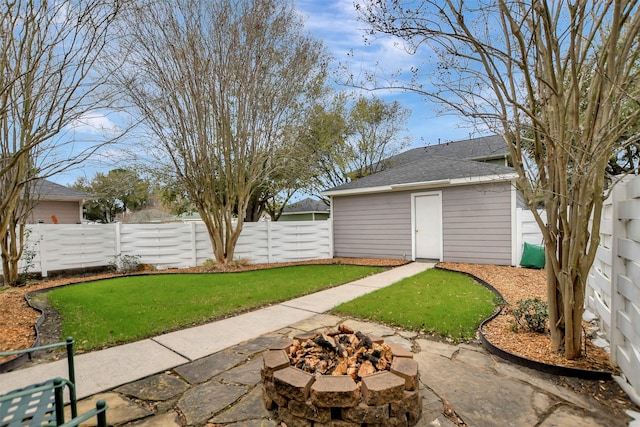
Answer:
289;324;394;383
262;324;422;426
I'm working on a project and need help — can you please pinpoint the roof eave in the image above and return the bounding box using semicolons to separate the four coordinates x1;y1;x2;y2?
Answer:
282;210;329;215
37;195;90;202
321;173;519;197
448;173;519;186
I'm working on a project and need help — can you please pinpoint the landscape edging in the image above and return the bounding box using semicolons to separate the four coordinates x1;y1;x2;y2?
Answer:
435;265;613;381
0;291;44;373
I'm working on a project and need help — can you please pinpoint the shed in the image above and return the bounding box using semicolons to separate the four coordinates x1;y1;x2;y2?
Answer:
322;135;524;265
28;179;92;224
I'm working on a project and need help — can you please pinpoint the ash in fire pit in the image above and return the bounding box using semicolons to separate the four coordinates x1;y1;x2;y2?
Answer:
262;324;422;426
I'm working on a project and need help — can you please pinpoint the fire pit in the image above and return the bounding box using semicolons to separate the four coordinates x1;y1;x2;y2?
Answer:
261;324;422;426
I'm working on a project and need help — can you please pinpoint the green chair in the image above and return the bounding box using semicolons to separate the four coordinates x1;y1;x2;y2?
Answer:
0;338;108;427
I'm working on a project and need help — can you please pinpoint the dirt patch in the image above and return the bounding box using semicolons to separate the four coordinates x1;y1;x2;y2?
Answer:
27;293;63;348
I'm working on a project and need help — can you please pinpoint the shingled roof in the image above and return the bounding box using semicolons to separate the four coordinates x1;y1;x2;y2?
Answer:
283;197;329;213
384;135;510;168
33;179;93;201
323;135;517;194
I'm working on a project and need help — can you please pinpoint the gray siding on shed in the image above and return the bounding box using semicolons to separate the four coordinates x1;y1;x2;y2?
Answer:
331;181;515;264
442;182;513;265
332;191;412;259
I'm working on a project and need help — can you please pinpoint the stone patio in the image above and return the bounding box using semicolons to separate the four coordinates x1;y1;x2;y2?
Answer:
66;314;630;426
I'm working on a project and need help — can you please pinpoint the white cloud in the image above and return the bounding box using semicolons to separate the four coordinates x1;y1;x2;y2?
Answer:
67;112;120;135
298;0;421;73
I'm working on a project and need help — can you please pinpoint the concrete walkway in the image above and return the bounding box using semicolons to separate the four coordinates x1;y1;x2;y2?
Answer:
0;262;633;426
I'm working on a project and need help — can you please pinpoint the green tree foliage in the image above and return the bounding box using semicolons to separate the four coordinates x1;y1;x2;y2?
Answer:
157;177;196;217
349;96;411;178
299;95;352;195
73;169;150;223
242;128;316;221
301;93;410;200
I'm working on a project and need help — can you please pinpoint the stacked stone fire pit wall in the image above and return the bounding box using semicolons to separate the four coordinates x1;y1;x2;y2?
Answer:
261;334;422;426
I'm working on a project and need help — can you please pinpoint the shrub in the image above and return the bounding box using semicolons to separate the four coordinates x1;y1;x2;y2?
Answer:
201;258;217;271
510;298;548;333
110;254;142;274
233;257;250;267
16;228;41;286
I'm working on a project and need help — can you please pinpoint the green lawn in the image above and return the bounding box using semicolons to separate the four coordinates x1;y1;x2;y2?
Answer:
46;265;384;351
331;268;497;341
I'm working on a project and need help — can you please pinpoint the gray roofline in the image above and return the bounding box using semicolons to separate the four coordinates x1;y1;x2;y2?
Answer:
32;179;93;201
322;172;519;197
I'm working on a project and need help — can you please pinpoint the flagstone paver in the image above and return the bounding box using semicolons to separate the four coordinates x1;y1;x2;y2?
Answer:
177;382;247;425
67;315;630;427
114;373;188;401
174;350;246;384
215;357;263;385
208;385;272;424
67;393;151;425
130;412;181;427
229;335;286;355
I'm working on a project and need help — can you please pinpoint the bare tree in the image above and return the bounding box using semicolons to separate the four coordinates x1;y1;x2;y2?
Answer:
114;0;328;263
358;0;640;359
0;0;123;285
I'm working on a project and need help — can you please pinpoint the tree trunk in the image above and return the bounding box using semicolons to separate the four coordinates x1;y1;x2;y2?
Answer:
1;220;24;286
197;204;244;265
244;192;264;222
547;264;586;359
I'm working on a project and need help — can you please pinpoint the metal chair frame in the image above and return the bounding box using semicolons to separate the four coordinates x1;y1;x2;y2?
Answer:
0;338;107;427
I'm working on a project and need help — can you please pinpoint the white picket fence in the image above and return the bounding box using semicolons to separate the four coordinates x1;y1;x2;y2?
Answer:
10;220;332;277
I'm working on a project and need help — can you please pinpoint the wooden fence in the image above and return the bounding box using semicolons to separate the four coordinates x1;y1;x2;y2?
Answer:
9;220;332;276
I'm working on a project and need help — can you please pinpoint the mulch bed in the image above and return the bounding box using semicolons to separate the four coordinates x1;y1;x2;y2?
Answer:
438;262;613;372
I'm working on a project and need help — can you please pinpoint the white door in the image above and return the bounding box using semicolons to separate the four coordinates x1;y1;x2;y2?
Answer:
414;193;442;260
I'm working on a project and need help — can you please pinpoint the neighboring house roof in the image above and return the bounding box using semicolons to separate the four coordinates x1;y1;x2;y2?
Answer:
323;135;517;196
33;179;92;201
174;211;204;222
283;198;329;214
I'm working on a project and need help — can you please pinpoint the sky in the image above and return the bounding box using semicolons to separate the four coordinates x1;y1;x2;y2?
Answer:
296;0;476;145
52;0;478;186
